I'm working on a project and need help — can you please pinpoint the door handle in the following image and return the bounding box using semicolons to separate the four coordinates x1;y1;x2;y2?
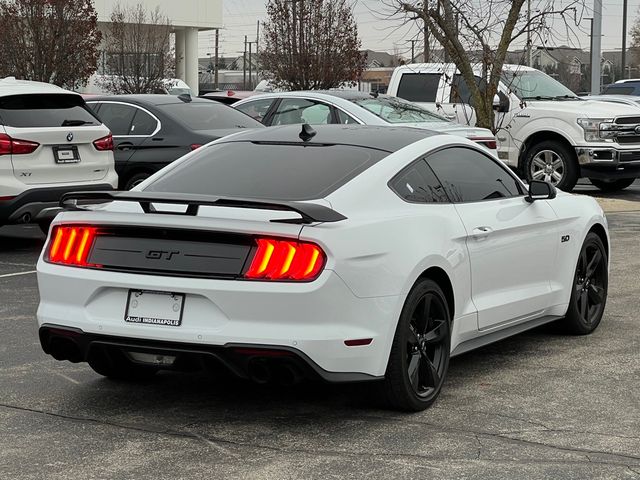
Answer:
116;142;134;151
471;226;493;238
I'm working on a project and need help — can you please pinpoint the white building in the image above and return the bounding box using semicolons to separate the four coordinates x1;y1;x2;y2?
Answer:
93;0;222;95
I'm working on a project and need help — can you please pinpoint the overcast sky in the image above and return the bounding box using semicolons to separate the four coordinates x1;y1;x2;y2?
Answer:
198;0;639;60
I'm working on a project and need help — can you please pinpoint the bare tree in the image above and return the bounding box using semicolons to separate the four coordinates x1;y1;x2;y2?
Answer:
261;0;367;90
628;7;640;76
100;3;174;94
385;0;586;130
0;0;101;89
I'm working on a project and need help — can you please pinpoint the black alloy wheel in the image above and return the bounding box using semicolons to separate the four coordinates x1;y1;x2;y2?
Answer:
562;232;608;335
381;278;451;411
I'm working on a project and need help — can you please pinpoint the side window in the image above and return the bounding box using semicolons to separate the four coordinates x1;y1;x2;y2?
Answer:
271;99;331;125
396;73;440;102
130;109;158;135
426;147;522;203
96;103;137;136
86;102;101;115
235;98;276;123
389;159;449;204
336;109;359;125
450;75;481;104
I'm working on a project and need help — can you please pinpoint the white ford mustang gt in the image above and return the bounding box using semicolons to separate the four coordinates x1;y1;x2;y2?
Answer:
36;125;609;411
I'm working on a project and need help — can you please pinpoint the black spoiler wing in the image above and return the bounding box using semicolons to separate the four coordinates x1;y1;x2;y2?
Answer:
60;191;347;224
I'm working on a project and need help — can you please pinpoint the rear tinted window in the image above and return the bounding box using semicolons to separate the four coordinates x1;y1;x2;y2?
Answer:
145;142;388;200
0;94;99;128
158;102;263;130
602;86;636;95
396;73;440;102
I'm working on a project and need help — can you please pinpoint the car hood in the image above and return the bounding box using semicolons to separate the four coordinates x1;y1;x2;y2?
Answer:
394;122;494;138
524;99;640;118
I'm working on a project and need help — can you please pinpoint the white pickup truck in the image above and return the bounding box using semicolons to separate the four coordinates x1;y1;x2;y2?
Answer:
388;64;640;192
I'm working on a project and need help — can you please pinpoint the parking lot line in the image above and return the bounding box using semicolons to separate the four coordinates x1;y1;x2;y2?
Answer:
53;372;80;385
0;270;36;278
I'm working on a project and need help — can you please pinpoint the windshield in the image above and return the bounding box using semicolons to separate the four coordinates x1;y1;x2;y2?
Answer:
352;97;450;124
502;70;578;100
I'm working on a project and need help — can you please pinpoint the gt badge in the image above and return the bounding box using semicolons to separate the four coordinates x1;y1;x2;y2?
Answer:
561;235;570;243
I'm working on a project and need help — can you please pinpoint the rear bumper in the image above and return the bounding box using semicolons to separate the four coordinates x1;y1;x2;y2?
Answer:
0;183;114;225
36;261;402;378
38;324;380;383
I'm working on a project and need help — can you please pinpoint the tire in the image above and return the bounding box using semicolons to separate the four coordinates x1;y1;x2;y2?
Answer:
561;232;608;335
88;346;158;381
380;278;451;412
589;178;636;192
123;172;151;191
523;140;579;192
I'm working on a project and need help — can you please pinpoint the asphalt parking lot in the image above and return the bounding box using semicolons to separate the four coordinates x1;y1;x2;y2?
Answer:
1;184;639;480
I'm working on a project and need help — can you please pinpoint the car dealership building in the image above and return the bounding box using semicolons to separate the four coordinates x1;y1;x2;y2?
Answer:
93;0;222;95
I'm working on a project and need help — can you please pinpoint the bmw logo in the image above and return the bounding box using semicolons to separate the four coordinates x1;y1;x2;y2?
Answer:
66;132;74;142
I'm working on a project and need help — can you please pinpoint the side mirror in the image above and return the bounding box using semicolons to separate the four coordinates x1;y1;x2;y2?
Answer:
525;180;557;203
493;92;510;113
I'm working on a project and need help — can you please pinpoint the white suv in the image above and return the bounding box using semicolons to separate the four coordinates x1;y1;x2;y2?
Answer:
0;77;117;229
388;64;640;192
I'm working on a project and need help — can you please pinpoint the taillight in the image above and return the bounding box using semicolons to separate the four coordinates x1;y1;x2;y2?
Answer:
245;238;326;281
93;134;114;151
46;226;99;267
0;133;39;155
190;144;203;150
469;137;497;150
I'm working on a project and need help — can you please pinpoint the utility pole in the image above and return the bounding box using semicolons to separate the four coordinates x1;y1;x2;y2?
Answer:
248;41;253;90
622;0;628;79
256;20;260;74
410;40;416;63
591;0;603;94
526;0;532;66
243;35;247;90
214;29;219;90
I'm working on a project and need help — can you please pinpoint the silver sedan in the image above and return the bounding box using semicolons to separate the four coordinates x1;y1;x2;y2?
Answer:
233;90;498;153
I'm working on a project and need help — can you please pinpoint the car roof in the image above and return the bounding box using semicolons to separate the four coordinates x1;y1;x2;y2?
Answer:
241;90;389;102
218;124;439;152
0;77;75;97
85;94;214;107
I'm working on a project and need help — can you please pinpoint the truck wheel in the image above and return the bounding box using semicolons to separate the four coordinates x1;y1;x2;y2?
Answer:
589;178;636;192
523;141;579;192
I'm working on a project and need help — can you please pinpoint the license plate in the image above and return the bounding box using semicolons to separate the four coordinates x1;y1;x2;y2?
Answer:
53;146;80;163
125;290;185;327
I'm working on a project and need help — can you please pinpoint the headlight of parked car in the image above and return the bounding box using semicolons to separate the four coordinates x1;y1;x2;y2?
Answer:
577;118;615;142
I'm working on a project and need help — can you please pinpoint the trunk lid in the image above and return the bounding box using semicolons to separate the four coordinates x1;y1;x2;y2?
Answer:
0;93;114;185
5;125;112;184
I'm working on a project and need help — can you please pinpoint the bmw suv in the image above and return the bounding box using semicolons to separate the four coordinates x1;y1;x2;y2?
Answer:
0;77;117;230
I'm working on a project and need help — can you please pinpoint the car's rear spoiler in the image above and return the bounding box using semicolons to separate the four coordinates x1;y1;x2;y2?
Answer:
60;191;347;224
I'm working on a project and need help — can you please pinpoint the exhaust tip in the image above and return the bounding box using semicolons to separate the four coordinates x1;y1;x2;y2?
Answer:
272;363;303;386
49;337;83;363
247;359;271;384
